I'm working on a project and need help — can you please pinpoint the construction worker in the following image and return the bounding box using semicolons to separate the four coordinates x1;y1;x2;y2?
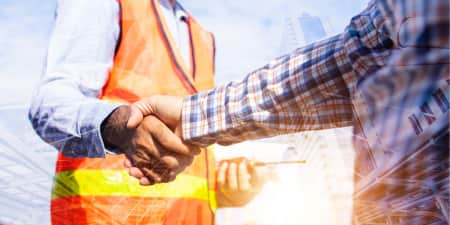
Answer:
124;0;449;224
29;0;261;224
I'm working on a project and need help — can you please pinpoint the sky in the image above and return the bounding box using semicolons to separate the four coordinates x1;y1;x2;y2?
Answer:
0;0;367;224
0;0;368;104
182;0;367;84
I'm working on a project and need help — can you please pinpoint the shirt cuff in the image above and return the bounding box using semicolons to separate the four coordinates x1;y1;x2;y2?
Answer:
181;92;220;147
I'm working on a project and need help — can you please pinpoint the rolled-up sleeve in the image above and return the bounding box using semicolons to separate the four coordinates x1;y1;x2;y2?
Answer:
29;0;122;157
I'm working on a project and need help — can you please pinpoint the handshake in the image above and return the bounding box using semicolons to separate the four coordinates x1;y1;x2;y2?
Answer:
102;95;197;185
102;95;261;201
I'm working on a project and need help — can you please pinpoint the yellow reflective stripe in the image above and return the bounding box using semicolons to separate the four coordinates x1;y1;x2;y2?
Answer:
209;189;217;212
52;169;217;210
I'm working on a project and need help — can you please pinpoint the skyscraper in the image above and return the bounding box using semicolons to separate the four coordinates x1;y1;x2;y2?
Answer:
276;14;356;224
279;13;328;54
298;13;327;44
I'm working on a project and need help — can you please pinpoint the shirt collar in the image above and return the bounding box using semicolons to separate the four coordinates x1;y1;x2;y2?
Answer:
159;0;188;21
174;4;188;22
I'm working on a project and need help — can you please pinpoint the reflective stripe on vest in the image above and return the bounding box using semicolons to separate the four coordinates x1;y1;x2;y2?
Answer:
52;169;217;210
52;0;216;224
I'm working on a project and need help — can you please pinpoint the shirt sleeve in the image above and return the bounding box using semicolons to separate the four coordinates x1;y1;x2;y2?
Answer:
29;0;122;158
181;2;394;147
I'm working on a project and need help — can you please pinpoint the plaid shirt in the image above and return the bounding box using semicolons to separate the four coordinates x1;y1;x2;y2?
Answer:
182;0;449;224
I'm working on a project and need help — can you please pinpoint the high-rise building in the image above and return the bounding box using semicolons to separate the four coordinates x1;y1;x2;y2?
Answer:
279;13;328;54
274;15;357;224
298;13;327;44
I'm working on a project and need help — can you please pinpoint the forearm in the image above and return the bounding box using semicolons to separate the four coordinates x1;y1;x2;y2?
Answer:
181;37;354;146
29;81;122;157
28;0;121;157
181;2;392;147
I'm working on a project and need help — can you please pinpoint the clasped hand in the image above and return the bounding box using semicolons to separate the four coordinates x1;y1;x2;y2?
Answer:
102;95;192;185
103;95;263;207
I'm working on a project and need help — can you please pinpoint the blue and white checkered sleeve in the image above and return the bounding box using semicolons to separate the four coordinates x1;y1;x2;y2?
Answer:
181;2;393;147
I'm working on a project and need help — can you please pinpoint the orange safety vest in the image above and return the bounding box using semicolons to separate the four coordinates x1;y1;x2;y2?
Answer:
51;0;216;224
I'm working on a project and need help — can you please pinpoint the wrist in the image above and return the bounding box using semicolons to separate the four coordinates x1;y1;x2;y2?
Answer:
101;105;135;151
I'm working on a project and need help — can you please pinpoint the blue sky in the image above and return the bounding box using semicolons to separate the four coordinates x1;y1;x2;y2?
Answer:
0;0;55;105
0;0;367;224
0;0;368;105
182;0;367;84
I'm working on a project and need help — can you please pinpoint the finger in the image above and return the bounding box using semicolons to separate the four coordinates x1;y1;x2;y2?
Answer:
157;146;190;171
247;160;260;184
146;116;199;156
148;118;200;156
134;125;161;161
128;167;144;179
139;177;152;186
142;137;181;172
217;161;228;189
133;98;156;116
141;167;162;184
161;154;193;174
160;155;179;171
124;158;132;168
150;95;183;128
167;171;177;182
146;140;188;176
153;170;177;183
132;130;174;183
227;162;238;191
238;160;251;191
127;104;144;129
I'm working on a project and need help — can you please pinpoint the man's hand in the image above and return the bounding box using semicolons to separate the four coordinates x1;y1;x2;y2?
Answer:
127;95;184;131
123;95;189;185
101;105;199;185
216;157;263;207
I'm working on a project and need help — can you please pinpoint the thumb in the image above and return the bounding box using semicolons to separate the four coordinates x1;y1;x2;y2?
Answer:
126;104;144;129
126;97;157;128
